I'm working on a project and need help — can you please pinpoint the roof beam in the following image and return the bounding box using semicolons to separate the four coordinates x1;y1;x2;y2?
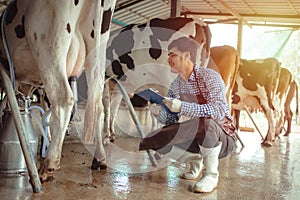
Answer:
182;12;300;20
215;0;251;27
114;0;147;12
287;0;298;15
207;20;300;29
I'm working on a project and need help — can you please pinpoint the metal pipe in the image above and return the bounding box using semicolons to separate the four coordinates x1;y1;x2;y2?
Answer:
243;106;265;140
29;106;50;158
111;77;158;167
112;18;128;27
1;1;16;88
235;130;245;148
69;76;78;118
0;65;42;193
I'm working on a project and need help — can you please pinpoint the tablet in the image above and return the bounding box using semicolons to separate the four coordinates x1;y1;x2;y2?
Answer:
136;88;178;114
136;88;164;104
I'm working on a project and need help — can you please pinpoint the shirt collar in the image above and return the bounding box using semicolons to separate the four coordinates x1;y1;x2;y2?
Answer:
188;65;200;82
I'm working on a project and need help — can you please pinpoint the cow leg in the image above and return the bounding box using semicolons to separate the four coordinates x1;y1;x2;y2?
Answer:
38;75;74;182
262;109;276;147
102;81;115;144
284;109;292;136
232;109;240;130
109;90;123;138
26;50;74;182
91;108;107;170
81;0;117;168
85;85;107;170
82;55;107;169
91;133;108;170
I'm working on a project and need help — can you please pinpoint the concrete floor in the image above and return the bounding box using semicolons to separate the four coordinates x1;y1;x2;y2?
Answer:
0;115;300;200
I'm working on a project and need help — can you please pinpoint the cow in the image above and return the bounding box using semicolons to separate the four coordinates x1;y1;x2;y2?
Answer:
232;58;281;147
207;45;240;110
0;0;116;182
103;17;212;140
283;80;299;136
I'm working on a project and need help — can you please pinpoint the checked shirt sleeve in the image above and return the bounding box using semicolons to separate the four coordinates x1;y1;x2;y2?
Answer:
180;69;229;121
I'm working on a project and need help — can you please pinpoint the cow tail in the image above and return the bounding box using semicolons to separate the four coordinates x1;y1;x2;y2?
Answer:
296;83;299;124
203;25;212;67
230;50;240;99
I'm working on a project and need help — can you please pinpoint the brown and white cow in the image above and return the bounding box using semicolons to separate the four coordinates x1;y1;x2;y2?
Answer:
207;45;240;110
0;0;116;182
283;80;299;136
103;17;212;139
232;58;281;147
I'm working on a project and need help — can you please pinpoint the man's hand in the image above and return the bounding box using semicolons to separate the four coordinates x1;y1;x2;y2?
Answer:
162;97;182;113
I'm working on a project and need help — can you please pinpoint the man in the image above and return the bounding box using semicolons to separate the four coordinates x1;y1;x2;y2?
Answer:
139;37;236;193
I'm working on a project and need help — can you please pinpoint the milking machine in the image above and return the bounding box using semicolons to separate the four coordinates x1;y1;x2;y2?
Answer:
0;96;38;173
0;2;43;192
0;66;43;193
69;76;79;118
67;76;80;135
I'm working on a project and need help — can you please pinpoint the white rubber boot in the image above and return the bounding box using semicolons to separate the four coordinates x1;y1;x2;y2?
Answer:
193;142;222;193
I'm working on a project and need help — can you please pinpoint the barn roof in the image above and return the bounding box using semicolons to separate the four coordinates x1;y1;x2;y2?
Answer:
111;0;300;31
1;0;299;31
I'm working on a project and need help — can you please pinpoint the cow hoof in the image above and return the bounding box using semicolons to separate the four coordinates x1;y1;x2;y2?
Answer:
104;134;116;145
103;137;111;145
40;172;55;183
110;134;116;142
38;167;56;183
261;141;272;147
284;133;290;137
91;158;107;170
38;160;60;183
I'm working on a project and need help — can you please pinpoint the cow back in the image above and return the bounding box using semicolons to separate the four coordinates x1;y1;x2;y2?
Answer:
232;57;281;111
105;17;211;95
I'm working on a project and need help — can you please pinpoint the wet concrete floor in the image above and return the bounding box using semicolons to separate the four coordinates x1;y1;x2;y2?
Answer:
0;118;300;200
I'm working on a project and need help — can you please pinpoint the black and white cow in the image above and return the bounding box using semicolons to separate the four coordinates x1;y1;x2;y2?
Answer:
0;0;116;182
232;58;281;147
103;17;212;139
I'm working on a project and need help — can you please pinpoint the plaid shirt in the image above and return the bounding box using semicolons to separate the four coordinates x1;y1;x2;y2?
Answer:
158;65;233;125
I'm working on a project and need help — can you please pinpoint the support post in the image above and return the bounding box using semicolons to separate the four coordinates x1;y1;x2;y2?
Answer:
237;19;243;57
170;0;181;17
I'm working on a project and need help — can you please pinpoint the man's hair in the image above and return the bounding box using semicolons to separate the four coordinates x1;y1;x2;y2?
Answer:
168;37;198;64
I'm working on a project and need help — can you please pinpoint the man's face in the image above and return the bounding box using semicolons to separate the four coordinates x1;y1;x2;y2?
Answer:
167;47;184;74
